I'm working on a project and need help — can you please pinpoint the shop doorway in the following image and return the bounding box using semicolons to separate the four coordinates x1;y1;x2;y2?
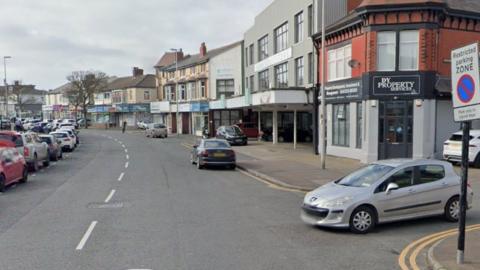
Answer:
378;101;413;160
181;113;190;134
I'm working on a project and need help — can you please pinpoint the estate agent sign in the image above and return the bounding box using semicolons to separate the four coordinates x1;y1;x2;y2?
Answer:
372;75;420;96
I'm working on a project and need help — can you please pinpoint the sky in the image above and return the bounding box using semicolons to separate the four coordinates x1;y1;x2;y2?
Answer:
0;0;273;90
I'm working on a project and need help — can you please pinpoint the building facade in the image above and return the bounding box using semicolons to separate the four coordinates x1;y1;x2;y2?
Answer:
314;0;480;163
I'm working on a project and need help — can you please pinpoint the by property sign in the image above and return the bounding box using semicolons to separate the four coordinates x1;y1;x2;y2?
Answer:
372;75;420;96
452;43;480;122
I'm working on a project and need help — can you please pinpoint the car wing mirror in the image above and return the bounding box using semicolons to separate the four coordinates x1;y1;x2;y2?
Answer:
386;183;399;194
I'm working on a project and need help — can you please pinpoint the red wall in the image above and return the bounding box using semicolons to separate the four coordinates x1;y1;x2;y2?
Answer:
437;29;480;76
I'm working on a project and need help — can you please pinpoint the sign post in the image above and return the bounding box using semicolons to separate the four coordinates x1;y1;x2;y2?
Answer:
451;42;480;265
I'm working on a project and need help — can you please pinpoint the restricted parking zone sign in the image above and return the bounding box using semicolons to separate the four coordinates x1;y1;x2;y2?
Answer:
452;43;480;122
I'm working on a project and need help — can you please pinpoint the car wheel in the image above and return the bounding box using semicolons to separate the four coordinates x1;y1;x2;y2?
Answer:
0;174;5;192
229;164;236;170
19;167;28;183
445;196;460;222
196;158;203;169
349;206;376;234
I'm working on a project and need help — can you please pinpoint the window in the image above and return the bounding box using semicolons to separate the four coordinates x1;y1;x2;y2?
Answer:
414;165;445;185
179;84;186;100
274;63;288;88
245;48;249;66
188;82;196;100
245;77;249;91
377;32;396;71
104;93;110;99
180;69;186;76
129;90;133;101
376;167;414;193
200;64;206;72
295;11;304;43
295;57;304;86
328;45;352;81
308;53;314;84
332;103;350;146
259;70;269;90
356;102;363;149
144;90;150;100
258;35;268;61
190;67;195;74
200;80;206;98
308;5;313;36
249;75;254;92
217;79;235;98
163;85;175;101
249;44;254;65
399;30;419;70
274;22;288;53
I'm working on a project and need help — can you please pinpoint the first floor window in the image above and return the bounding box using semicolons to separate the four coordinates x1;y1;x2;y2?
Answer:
217;79;235;98
399;30;419;71
249;75;254;92
275;62;288;88
332;103;350;147
187;82;196;100
308;53;314;84
200;80;206;98
356;102;363;149
295;57;304;86
179;84;186;100
259;70;269;90
328;45;352;81
377;31;396;71
144;90;150;100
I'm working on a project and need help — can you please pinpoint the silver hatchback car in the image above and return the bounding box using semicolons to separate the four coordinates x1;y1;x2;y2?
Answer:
301;159;474;234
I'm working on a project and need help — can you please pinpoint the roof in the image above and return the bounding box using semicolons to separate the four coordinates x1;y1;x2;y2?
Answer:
154;52;180;68
0;85;46;96
49;76;117;94
357;0;480;14
106;74;156;90
163;41;242;71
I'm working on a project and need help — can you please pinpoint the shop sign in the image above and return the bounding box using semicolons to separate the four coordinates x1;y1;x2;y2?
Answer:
190;102;209;112
52;105;65;112
324;79;362;102
372;75;420;96
114;104;150;113
150;101;170;113
87;105;111;113
178;103;190;112
42;105;53;111
215;67;234;79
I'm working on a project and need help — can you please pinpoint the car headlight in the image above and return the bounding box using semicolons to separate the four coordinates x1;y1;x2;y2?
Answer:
323;196;352;208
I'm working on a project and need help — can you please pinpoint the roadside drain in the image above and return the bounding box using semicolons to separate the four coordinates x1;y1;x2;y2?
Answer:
87;202;128;209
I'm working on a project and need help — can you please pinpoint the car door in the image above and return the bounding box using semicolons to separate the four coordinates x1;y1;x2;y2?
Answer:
10;149;23;180
373;166;415;220
216;127;225;139
1;150;15;184
33;134;48;160
408;164;449;214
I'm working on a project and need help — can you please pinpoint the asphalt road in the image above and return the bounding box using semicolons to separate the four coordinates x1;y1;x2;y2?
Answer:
0;129;478;270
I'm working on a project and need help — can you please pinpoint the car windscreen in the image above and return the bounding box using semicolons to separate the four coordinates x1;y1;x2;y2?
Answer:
225;126;244;135
0;134;23;147
52;133;67;138
449;134;473;141
336;164;394;188
204;141;230;148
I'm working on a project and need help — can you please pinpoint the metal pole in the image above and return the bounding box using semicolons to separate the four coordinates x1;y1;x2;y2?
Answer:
457;121;470;265
294;110;297;149
175;51;179;137
320;0;327;169
3;57;8;119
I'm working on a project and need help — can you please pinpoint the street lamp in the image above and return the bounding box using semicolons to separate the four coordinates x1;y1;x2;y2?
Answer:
170;48;180;137
3;56;11;119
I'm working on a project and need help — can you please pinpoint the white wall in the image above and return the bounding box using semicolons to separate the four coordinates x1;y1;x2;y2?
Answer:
435;100;461;159
209;43;243;100
413;99;436;159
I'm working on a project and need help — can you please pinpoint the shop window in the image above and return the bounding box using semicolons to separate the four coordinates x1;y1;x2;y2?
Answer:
259;69;269;90
295;57;304;86
332;103;350;147
258;35;269;61
274;62;288;88
274;22;288;53
356;102;363;149
328;45;351;81
217;79;235;98
399;31;419;71
377;32;396;71
294;11;304;43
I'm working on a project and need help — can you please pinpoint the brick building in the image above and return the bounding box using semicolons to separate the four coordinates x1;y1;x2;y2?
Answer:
313;0;480;162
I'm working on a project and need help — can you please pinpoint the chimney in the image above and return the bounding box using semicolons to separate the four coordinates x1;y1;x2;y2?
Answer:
132;67;144;77
200;42;207;57
14;80;20;86
177;49;184;61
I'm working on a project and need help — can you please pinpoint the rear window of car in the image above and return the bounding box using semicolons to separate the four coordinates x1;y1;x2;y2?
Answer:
204;141;230;148
40;137;52;144
449;134;473;141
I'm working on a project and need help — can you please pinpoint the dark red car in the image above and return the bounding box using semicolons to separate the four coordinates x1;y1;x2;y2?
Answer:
235;123;259;138
0;142;28;191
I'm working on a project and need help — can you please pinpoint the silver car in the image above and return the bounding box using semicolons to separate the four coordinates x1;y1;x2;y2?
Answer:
145;123;168;138
301;159;474;234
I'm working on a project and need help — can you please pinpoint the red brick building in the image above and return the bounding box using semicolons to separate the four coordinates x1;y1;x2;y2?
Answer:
313;0;480;162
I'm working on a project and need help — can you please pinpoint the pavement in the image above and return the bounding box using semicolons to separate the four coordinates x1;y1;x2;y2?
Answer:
180;135;363;191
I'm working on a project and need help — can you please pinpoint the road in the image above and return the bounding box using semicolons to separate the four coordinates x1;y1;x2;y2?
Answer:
0;129;478;270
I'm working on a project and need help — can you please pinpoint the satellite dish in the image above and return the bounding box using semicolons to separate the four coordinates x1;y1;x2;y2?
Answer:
348;59;359;68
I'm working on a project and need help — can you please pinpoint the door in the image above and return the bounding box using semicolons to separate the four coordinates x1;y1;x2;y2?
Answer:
171;114;177;134
182;113;190;134
379;101;413;159
1;150;15;184
409;164;449;214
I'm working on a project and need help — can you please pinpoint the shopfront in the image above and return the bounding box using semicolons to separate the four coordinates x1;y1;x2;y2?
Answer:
114;103;150;127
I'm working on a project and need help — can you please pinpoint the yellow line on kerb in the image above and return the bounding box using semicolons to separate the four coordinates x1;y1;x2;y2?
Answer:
398;223;480;270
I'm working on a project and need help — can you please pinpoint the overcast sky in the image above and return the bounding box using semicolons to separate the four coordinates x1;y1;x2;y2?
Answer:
0;0;273;90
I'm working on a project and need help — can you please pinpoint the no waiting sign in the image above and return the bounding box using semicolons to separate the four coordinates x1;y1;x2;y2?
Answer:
452;43;480;122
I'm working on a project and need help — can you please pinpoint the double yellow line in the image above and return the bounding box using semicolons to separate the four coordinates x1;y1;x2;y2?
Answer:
398;223;480;270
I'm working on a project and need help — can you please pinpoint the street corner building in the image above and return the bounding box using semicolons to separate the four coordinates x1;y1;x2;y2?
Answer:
313;0;480;163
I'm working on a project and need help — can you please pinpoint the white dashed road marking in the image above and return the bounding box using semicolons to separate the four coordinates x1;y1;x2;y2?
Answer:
125;162;129;168
126;154;129;160
104;189;116;203
76;221;98;250
124;149;128;153
121;144;126;148
118;172;125;181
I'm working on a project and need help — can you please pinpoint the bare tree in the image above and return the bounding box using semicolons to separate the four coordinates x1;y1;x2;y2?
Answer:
65;71;108;129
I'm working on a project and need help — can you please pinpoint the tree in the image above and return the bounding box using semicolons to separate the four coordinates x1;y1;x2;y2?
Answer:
65;71;108;129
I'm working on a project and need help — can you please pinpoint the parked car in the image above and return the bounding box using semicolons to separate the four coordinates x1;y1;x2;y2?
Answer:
235;122;259;138
39;134;63;161
58;128;79;145
301;159;473;234
0;145;28;191
63;119;79;129
443;130;480;167
216;125;248;146
50;131;75;152
0;131;49;171
136;120;152;130
190;139;236;170
77;118;91;127
145;123;168;138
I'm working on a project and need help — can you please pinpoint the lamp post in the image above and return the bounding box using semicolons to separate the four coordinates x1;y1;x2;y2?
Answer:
3;56;11;119
319;0;327;169
170;48;180;137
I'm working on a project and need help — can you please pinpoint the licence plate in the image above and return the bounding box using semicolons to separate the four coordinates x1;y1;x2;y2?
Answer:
451;144;461;150
235;139;242;143
213;152;226;157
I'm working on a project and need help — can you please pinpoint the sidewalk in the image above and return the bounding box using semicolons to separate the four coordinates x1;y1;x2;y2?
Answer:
428;229;480;270
182;135;363;191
